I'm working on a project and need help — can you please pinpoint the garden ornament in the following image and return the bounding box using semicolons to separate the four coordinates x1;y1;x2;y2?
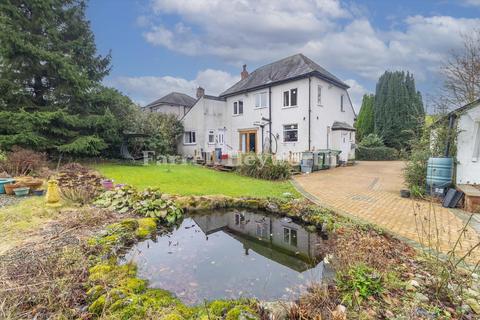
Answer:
45;179;62;207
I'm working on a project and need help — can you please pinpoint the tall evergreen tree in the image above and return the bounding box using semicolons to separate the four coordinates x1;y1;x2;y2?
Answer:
0;0;135;156
355;94;375;141
374;71;425;149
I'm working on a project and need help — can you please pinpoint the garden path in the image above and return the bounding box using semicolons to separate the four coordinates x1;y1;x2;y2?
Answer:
293;161;480;262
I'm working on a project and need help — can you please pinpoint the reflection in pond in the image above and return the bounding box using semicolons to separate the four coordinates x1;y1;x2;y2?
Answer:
123;210;332;304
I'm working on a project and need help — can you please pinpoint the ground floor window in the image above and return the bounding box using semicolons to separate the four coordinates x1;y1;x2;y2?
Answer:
208;130;215;144
283;227;297;247
184;131;196;144
283;124;298;142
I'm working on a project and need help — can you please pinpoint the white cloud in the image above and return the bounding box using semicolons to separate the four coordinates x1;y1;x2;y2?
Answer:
106;69;239;106
344;79;369;112
462;0;480;6
140;0;480;90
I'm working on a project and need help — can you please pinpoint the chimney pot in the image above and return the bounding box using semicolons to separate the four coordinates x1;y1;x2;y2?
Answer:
196;86;205;99
241;64;249;80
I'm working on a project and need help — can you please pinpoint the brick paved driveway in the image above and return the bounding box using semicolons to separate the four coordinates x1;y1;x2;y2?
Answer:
293;161;480;260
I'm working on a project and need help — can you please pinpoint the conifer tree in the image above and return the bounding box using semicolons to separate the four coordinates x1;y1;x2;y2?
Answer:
355;94;375;141
374;71;424;149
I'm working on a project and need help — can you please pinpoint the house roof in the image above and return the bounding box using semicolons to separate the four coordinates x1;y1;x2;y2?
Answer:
220;54;349;97
332;121;356;131
449;98;480;116
144;92;197;109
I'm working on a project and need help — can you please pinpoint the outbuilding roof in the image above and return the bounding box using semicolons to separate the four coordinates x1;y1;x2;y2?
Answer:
144;92;196;109
220;54;349;97
332;121;356;131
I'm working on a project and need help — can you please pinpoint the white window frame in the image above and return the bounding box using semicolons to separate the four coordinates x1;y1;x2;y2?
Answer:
473;121;480;162
207;129;215;145
255;92;268;109
283;124;298;142
283;88;298;108
283;227;297;247
183;131;196;145
341;94;345;112
233;100;244;115
317;85;322;106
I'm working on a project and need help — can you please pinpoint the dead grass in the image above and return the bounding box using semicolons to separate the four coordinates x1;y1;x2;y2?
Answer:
0;206;123;319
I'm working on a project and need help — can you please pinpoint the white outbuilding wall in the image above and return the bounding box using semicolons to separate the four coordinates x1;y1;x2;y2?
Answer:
456;102;480;185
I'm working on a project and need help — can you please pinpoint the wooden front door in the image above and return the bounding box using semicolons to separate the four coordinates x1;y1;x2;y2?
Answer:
239;130;257;153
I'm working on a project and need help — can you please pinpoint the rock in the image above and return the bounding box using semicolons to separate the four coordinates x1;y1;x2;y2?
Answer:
466;298;480;314
409;279;421;287
259;301;292;320
265;202;280;213
472;272;479;280
414;292;429;303
331;305;346;320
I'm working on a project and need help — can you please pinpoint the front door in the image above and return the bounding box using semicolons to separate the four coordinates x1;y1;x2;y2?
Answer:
239;130;257;153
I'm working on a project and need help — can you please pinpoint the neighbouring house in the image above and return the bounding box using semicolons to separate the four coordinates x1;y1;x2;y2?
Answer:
177;54;356;164
449;99;480;212
142;92;197;118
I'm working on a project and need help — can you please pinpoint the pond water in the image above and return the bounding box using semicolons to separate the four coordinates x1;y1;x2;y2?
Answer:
123;209;333;304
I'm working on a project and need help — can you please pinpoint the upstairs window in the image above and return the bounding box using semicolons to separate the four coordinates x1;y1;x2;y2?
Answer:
283;88;297;107
341;94;345;112
283;91;289;107
208;130;215;144
255;92;267;108
283;124;298;142
473;122;480;162
183;131;196;144
290;88;297;106
317;85;322;105
233;100;243;115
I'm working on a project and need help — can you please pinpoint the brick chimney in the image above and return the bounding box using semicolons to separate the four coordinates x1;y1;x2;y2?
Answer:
241;64;249;80
196;86;205;98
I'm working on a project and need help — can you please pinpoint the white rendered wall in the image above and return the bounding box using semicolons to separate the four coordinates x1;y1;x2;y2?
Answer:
456;103;480;185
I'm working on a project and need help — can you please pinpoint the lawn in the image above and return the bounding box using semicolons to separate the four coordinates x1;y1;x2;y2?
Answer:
95;163;300;198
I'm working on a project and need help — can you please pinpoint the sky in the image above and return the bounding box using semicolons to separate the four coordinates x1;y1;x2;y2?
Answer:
86;0;480;112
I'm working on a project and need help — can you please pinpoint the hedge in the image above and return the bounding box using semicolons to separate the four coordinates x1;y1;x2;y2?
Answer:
356;146;398;161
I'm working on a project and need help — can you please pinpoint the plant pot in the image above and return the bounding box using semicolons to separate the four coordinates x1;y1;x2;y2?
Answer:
33;189;45;196
24;179;43;191
400;189;411;198
13;187;30;197
5;182;23;195
0;179;15;194
101;179;114;190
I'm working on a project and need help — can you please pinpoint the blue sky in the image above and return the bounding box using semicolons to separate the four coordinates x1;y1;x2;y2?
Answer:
86;0;480;111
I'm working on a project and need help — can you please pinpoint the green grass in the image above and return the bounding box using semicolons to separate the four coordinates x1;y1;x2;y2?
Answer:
95;163;300;198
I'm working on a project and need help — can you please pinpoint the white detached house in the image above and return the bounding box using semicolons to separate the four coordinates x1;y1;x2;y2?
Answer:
178;54;356;164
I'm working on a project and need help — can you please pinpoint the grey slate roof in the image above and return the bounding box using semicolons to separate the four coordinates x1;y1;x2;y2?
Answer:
332;121;355;131
144;92;196;108
220;54;349;97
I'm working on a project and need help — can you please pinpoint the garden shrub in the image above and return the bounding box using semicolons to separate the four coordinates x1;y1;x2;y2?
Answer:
358;133;384;148
0;146;48;176
94;186;183;224
237;153;291;180
336;264;384;307
355;146;398;161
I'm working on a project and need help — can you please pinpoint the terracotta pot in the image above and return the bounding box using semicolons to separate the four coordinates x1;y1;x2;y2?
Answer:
24;179;43;191
5;182;23;195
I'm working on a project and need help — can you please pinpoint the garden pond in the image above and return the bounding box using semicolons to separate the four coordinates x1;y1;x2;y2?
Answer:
122;209;333;304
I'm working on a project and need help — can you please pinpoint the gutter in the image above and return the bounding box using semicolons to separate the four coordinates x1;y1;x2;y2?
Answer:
308;77;311;151
269;86;272;153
